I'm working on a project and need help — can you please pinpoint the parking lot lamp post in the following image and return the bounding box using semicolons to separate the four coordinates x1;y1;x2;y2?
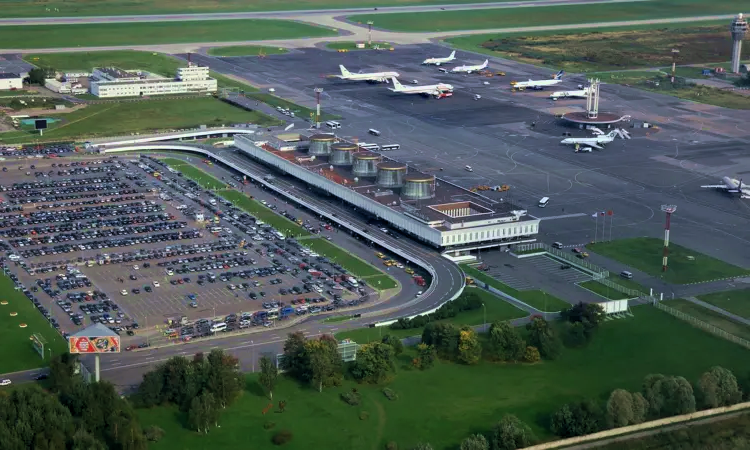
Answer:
251;340;255;372
213;307;216;319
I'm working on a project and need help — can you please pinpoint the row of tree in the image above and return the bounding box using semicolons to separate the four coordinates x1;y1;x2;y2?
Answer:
389;291;483;330
134;349;244;433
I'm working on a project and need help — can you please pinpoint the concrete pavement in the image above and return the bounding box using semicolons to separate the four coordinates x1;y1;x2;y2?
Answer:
683;296;750;327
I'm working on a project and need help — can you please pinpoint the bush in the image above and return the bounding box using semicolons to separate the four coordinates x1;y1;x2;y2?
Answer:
386;442;398;450
341;390;361;406
144;425;165;442
272;430;293;445
524;346;541;363
360;411;370;420
389;291;482;330
383;388;399;401
263;421;276;430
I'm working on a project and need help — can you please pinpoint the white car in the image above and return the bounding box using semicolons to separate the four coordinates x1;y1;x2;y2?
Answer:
133;265;139;270
153;281;160;287
0;379;11;386
166;269;174;276
120;289;128;296
416;291;423;296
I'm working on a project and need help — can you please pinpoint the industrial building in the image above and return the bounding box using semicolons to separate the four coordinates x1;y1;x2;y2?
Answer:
0;73;23;90
234;133;540;256
90;64;217;98
44;78;87;95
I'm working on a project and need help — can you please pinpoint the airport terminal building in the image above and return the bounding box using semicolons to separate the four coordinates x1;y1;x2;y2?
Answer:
90;65;217;98
234;134;539;257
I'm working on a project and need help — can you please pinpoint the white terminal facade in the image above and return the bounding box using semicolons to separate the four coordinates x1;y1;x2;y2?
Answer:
90;64;217;98
233;134;540;257
0;73;23;90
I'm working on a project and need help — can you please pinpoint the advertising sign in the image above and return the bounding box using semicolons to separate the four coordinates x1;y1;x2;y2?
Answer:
68;335;121;354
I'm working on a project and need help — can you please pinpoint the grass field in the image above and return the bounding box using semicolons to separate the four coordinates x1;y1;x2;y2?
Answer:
0;97;278;144
2;20;335;49
245;93;340;121
462;265;570;312
207;45;289;57
159;158;229;191
218;190;311;238
303;238;381;277
326;42;394;51
350;0;740;32
664;299;750;342
578;280;632;300
139;306;750;449
587;238;750;284
364;274;399;290
697;289;750;320
446;25;733;73
0;275;67;374
2;0;505;17
335;288;528;343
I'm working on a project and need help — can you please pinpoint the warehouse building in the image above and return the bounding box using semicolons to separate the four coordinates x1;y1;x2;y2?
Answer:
234;134;540;257
90;64;217;98
0;73;23;90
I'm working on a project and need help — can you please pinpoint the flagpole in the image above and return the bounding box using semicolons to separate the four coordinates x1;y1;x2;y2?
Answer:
602;212;606;241
609;212;614;240
594;214;598;242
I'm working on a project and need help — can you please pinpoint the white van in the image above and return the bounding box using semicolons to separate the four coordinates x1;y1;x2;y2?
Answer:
368;129;381;136
465;165;473;172
620;271;634;279
538;197;550;208
209;198;217;205
210;322;227;333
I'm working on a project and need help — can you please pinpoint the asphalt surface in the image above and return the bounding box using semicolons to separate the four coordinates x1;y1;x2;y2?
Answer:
0;0;646;24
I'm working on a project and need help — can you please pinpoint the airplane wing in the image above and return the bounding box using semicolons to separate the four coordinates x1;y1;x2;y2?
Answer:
700;185;730;189
590;143;604;150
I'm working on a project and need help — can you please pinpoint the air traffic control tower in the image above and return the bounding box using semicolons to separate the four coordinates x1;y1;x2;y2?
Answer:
731;13;748;73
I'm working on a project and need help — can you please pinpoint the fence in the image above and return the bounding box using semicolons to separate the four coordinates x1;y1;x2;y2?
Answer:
514;243;609;277
593;277;644;299
655;302;750;350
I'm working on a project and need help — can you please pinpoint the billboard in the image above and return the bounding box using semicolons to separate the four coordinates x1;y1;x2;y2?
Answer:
34;119;48;130
69;335;121;354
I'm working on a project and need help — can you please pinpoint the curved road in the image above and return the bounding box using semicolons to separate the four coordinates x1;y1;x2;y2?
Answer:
64;141;466;390
0;0;645;25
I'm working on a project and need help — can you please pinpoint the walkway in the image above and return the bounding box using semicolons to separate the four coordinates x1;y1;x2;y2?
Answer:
683;296;750;327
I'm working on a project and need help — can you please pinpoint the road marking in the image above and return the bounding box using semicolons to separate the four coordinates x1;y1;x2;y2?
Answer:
538;213;588;221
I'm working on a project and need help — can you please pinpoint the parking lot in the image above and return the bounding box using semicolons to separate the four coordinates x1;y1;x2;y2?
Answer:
1;150;376;349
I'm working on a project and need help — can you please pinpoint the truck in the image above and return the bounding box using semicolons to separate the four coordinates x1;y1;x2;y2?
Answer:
263;174;275;183
280;306;295;318
414;276;426;287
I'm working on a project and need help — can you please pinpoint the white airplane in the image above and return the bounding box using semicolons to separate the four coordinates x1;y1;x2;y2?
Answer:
550;86;590;100
560;129;630;150
336;65;399;83
422;50;456;66
388;77;453;98
451;59;488;74
701;177;750;199
512;70;565;90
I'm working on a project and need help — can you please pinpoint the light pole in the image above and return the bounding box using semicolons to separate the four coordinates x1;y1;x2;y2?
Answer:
670;48;680;83
367;21;374;46
251;340;255;372
482;302;486;330
314;87;323;128
661;205;677;272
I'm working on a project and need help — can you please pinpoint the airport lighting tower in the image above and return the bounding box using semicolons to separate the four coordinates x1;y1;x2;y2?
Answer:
670;48;679;83
314;87;323;128
367;21;374;45
730;13;748;73
661;205;677;272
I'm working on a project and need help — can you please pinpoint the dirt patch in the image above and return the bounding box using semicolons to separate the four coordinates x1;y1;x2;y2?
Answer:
8;104;88;116
479;26;736;72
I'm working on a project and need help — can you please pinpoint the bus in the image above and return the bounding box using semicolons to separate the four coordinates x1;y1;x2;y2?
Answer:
358;143;380;151
368;129;381;136
325;121;341;129
381;144;400;151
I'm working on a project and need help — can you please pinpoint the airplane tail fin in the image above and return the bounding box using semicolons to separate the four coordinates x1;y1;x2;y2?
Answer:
391;77;403;90
449;50;456;59
482;60;489;68
339;65;351;76
555;70;564;80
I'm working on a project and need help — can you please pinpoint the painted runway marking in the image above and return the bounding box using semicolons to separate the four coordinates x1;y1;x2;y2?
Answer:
538;213;588;220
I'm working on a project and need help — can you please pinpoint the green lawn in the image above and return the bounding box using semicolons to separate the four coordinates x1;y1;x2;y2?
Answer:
578;280;632;300
159;158;229;191
664;299;750;342
697;289;750;320
2;0;509;17
245;93;340;121
218;190;311;238
0;97;279;144
349;0;740;32
303;238;381;277
462;265;570;312
0;275;67;374
326;41;393;51
335;288;528;343
364;274;399;291
139;306;750;449
208;45;288;57
587;238;749;284
3;20;335;49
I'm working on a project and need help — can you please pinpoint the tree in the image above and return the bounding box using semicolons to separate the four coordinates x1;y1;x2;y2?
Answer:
606;389;635;429
698;366;743;409
461;433;489;450
491;414;536;450
523;346;540;363
422;322;461;359
49;352;79;392
71;428;106;450
632;392;648;424
258;355;279;400
206;349;244;409
413;343;437;370
458;328;482;365
27;67;54;85
642;374;696;419
281;332;310;381
382;334;404;356
563;322;588;348
136;369;165;408
413;444;433;450
305;335;344;392
561;302;605;329
351;342;396;383
525;317;561;360
188;392;218;434
551;400;602;437
488;321;525;362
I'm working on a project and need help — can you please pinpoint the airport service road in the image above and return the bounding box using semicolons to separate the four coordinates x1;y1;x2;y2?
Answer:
194;45;750;268
0;0;644;25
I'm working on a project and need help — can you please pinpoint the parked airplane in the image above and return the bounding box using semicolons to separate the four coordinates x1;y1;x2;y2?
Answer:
422;50;456;66
700;177;750;199
336;65;399;83
451;59;488;74
560;129;630;149
388;77;453;98
550;86;590;100
512;70;565;90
